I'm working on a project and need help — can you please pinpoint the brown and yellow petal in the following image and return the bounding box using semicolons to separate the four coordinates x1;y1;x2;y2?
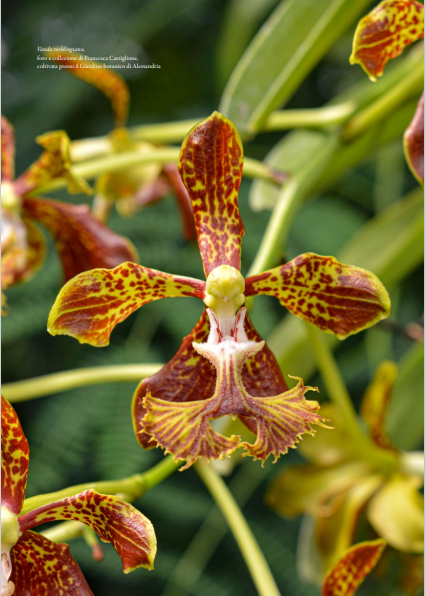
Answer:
1;396;29;515
322;538;386;596
245;253;391;339
178;112;245;276
360;361;398;451
132;309;289;450
45;51;129;128
10;531;94;595
47;262;206;347
18;489;156;572
404;92;424;185
350;0;424;81
14;130;92;197
22;196;138;282
1;116;15;182
367;474;424;553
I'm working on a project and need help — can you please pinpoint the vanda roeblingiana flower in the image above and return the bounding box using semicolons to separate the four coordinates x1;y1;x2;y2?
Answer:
1;396;156;596
48;112;391;470
1;116;137;313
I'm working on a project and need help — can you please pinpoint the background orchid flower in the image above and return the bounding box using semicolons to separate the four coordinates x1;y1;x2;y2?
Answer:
1;395;156;596
48;112;391;470
47;50;195;239
0;116;137;313
350;0;424;184
266;361;424;581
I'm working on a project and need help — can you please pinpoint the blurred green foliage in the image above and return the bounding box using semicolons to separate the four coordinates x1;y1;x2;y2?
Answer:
2;1;423;595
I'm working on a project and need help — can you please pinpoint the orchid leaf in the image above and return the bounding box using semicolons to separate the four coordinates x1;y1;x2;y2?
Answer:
367;475;424;553
48;263;206;347
386;342;424;450
10;531;93;596
246;253;391;339
178;112;245;276
22;196;138;282
220;0;374;138
18;489;156;571
1;115;15;182
1;396;29;515
45;51;130;128
350;0;424;81
404;92;424;184
322;539;386;596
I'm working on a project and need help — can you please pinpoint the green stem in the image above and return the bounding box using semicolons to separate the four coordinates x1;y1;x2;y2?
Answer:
195;460;281;596
3;364;163;403
342;58;424;141
247;133;339;276
130;119;200;144
21;455;180;517
264;102;356;131
305;323;397;472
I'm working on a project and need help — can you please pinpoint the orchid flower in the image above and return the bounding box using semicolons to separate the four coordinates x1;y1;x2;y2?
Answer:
47;51;195;239
267;362;424;579
350;0;424;184
1;395;156;596
0;116;137;313
48;112;391;470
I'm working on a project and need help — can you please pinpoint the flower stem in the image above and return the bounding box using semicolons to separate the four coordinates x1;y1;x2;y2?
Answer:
2;364;163;403
342;58;424;141
195;460;281;596
304;323;397;472
264;102;356;131
21;455;180;517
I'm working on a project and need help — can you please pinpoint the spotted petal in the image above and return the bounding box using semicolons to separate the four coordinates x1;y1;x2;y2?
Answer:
22;196;138;282
48;263;206;346
132;309;288;449
178;112;244;276
245;253;391;339
141;309;323;468
322;539;386;596
14;130;92;197
1;396;29;515
350;0;424;81
10;530;94;595
404;92;424;185
18;489;156;572
1;116;15;182
45;51;129;127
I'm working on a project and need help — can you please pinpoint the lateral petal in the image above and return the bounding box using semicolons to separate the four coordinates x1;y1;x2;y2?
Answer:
404;92;424;185
1;116;15;182
322;538;386;596
245;253;391;339
47;263;205;346
10;531;94;596
1;396;29;515
45;51;129;127
367;474;424;553
350;0;424;81
22;196;137;282
18;490;156;572
178;112;244;276
14;130;92;197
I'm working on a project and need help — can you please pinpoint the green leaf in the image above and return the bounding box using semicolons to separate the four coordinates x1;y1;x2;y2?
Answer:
220;0;374;139
267;189;424;380
386;343;424;451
